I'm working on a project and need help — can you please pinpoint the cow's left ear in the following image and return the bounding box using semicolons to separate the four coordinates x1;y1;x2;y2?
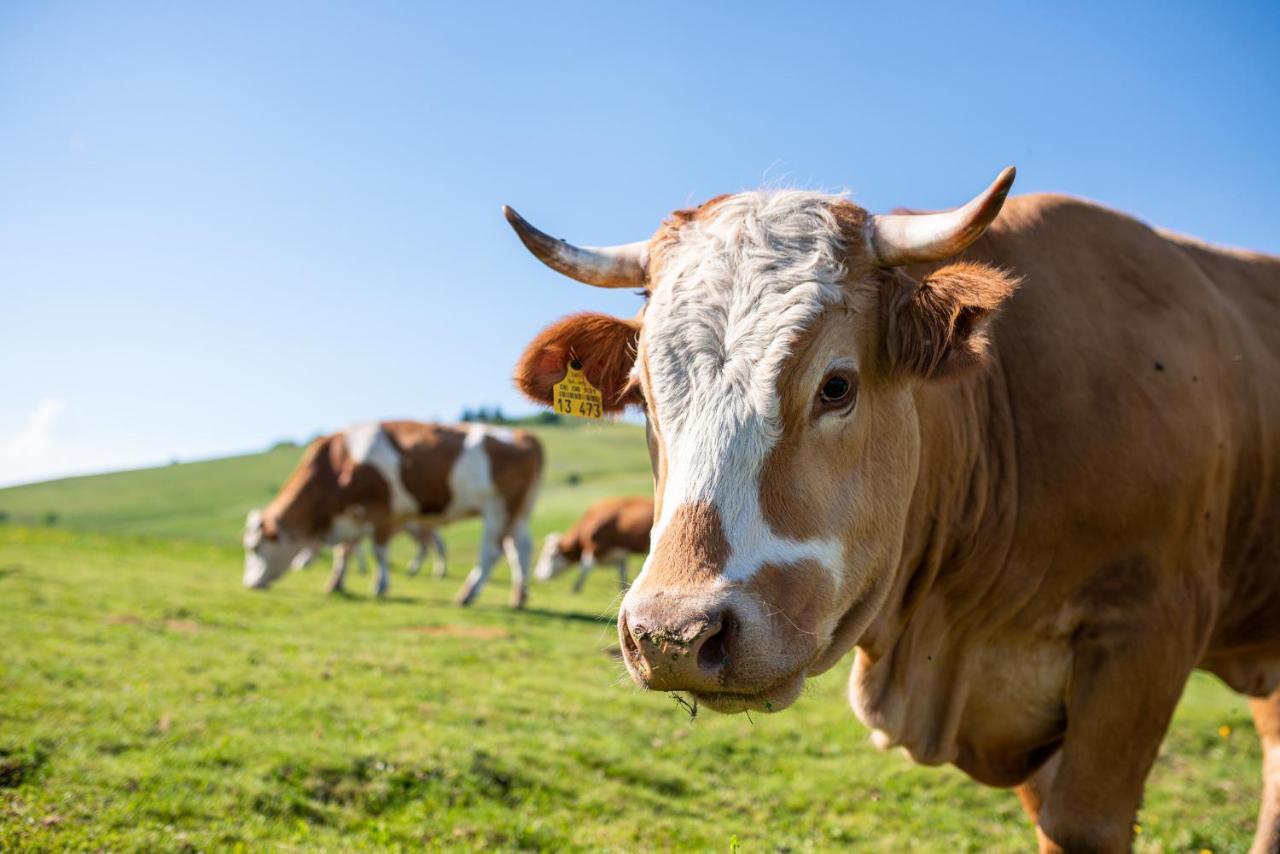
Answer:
885;261;1020;379
514;312;643;412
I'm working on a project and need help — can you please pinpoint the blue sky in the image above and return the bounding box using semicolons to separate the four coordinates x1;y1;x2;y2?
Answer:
2;1;1278;486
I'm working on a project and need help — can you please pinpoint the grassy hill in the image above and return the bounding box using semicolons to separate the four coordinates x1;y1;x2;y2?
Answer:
0;421;1263;851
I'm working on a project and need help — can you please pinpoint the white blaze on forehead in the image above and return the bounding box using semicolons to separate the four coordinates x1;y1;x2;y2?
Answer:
641;191;851;584
344;423;418;516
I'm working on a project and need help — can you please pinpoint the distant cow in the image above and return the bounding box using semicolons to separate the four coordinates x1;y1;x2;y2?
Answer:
291;520;448;579
535;497;652;592
243;421;542;607
505;169;1280;851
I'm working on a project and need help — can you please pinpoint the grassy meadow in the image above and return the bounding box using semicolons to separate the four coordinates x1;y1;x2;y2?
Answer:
0;421;1264;851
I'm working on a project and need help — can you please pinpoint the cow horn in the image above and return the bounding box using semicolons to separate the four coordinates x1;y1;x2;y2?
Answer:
867;167;1016;267
503;206;648;287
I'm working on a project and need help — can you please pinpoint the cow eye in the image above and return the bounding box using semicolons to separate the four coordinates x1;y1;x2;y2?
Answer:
814;370;857;417
821;375;850;402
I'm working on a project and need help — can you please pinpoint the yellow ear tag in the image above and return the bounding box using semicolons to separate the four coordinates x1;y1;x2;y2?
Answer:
553;360;603;420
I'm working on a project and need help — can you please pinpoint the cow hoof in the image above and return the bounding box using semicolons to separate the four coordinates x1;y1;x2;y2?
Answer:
454;590;476;607
510;591;528;609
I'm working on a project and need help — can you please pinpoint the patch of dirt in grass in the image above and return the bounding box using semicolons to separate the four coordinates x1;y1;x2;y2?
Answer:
403;625;511;640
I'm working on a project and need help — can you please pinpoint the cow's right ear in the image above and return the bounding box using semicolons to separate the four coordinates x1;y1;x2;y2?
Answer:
515;312;642;412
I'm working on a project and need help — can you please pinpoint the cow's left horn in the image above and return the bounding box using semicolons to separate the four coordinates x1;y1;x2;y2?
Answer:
867;167;1016;267
503;206;648;287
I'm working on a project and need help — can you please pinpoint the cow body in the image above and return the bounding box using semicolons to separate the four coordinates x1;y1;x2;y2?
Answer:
852;197;1280;778
535;496;652;592
507;177;1280;850
243;421;542;607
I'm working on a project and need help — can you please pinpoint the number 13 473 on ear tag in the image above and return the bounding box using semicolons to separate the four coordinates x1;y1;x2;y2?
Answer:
553;362;603;419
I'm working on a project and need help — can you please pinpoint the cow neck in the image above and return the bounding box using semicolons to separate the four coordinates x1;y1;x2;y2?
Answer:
268;439;345;541
863;353;1019;659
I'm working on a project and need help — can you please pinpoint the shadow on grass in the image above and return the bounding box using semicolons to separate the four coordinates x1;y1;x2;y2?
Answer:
327;590;422;605
513;606;616;626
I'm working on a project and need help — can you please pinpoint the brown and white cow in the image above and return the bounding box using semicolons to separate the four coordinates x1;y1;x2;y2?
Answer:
243;421;542;607
505;169;1280;852
535;496;652;592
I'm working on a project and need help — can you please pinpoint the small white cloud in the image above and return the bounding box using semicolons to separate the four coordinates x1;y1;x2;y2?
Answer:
0;397;67;465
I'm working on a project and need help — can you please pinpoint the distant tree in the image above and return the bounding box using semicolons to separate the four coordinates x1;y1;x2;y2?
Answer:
565;472;582;487
460;406;516;425
0;510;9;523
43;511;59;526
269;439;299;452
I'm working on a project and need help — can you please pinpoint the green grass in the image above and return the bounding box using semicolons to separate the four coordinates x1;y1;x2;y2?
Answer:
0;422;1265;851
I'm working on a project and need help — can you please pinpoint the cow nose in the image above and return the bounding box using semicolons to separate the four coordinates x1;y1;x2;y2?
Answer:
618;606;735;692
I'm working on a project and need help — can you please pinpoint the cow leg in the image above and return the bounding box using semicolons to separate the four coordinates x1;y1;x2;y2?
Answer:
1250;687;1280;854
372;539;391;597
503;522;533;609
355;541;369;575
326;543;352;594
617;557;630;592
572;553;595;594
455;503;506;606
1016;753;1061;826
431;530;448;579
1034;630;1194;853
407;534;427;577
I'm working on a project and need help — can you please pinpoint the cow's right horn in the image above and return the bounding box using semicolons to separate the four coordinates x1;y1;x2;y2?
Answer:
503;206;648;288
867;167;1016;267
501;206;650;286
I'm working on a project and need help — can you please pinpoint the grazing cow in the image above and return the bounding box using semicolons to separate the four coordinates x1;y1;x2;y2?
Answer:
535;496;653;592
291;521;448;579
243;421;542;607
504;169;1280;852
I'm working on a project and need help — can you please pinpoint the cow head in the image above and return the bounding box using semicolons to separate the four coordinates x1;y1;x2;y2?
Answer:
509;169;1019;713
242;509;304;589
534;533;579;581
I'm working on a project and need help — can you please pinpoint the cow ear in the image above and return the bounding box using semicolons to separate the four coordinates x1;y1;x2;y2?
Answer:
515;312;642;412
886;262;1020;379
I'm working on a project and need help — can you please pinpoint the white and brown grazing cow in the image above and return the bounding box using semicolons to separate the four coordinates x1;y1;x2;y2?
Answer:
535;496;652;592
243;421;542;607
504;169;1280;852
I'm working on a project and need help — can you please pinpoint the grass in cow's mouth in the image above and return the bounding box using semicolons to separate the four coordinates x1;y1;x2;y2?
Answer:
671;693;698;720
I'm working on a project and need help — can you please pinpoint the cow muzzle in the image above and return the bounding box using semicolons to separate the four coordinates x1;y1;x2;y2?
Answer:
618;600;734;693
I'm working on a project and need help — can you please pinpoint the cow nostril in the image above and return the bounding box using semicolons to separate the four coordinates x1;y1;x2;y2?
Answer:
696;610;735;676
619;612;641;662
